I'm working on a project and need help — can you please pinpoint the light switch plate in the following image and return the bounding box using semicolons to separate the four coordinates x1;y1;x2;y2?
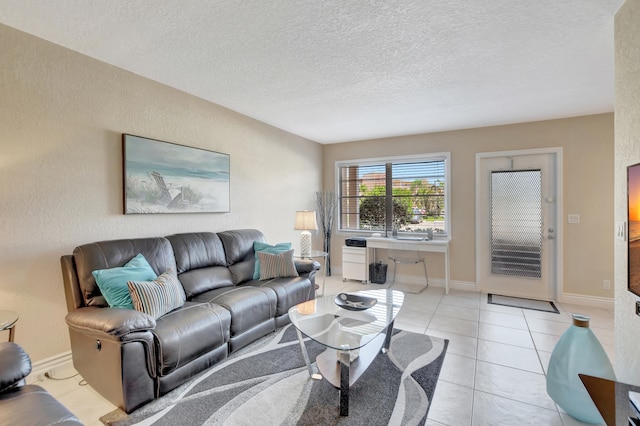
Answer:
616;221;627;241
568;214;580;224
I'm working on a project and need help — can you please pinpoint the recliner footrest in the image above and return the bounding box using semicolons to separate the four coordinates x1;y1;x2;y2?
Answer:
0;384;82;425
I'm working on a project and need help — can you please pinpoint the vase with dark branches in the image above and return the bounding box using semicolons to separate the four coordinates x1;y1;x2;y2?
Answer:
316;191;337;276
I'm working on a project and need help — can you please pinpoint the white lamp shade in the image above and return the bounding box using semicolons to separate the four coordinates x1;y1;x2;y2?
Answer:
294;211;318;231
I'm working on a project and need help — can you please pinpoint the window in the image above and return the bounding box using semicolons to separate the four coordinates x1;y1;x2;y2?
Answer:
336;153;450;237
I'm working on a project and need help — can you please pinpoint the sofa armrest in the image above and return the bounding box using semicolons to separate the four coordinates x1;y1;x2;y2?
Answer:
66;307;156;338
294;259;321;274
0;343;31;392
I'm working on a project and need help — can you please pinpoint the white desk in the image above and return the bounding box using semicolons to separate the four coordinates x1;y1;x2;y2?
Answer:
366;237;450;294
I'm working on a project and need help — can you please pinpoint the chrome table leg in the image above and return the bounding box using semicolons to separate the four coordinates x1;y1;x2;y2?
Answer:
295;328;322;380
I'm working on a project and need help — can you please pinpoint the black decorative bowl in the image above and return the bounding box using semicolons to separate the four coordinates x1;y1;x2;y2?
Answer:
334;293;378;311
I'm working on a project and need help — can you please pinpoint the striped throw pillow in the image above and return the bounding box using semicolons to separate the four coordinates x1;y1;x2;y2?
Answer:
258;249;299;280
128;269;186;319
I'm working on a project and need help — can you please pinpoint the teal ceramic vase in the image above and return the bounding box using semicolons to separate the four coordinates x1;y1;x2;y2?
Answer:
546;314;616;424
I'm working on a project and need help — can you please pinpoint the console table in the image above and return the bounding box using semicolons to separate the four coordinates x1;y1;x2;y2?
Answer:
366;237;450;294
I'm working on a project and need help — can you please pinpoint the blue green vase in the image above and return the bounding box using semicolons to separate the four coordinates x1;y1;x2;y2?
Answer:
546;314;616;424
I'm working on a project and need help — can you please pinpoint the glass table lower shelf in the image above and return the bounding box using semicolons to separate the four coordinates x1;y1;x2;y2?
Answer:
288;289;404;416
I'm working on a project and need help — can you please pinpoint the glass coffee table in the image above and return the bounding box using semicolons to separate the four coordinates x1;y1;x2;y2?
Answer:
288;289;404;416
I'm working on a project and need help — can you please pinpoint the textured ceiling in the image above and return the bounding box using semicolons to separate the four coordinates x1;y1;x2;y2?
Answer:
0;1;624;143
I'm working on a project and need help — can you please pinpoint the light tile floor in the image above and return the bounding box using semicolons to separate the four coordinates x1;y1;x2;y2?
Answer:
34;275;615;425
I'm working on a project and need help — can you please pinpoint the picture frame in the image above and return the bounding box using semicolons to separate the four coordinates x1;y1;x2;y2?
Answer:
628;162;640;296
123;134;230;214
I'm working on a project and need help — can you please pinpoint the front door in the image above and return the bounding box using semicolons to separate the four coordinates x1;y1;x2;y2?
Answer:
476;150;560;301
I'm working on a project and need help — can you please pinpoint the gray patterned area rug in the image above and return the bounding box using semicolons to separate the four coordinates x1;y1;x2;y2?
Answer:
101;325;448;426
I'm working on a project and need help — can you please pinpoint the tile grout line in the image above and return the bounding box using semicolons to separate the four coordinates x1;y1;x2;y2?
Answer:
522;306;566;421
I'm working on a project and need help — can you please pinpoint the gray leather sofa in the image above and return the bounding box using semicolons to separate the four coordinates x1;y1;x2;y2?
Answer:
60;229;318;413
0;342;82;425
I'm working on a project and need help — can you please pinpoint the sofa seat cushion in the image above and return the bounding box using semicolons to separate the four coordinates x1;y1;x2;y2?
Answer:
0;384;82;425
240;277;314;318
153;302;231;377
190;286;277;337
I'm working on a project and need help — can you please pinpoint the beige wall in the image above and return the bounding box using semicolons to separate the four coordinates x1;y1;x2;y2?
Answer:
324;114;614;300
0;19;619;365
0;24;322;362
614;0;640;384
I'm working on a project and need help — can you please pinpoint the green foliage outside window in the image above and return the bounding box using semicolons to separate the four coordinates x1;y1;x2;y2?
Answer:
358;185;412;229
358;181;445;231
337;155;449;235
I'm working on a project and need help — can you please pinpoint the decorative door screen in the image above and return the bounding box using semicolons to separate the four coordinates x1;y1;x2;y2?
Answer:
490;170;542;278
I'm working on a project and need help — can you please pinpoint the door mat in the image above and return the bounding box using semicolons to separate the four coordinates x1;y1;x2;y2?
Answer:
488;294;559;314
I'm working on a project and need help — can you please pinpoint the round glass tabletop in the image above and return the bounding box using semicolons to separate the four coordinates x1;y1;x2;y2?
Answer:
293;250;328;259
0;310;18;331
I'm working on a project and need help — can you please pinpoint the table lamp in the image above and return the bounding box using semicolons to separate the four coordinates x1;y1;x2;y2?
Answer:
294;210;318;256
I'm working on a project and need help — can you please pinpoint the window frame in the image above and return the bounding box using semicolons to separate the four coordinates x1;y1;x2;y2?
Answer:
335;152;451;239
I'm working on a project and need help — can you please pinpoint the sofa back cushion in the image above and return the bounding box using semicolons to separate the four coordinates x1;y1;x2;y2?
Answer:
166;233;227;272
218;229;265;284
166;232;233;297
73;237;176;307
176;267;233;298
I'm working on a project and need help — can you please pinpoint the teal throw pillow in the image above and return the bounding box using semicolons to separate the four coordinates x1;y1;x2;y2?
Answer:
92;253;158;309
253;241;292;280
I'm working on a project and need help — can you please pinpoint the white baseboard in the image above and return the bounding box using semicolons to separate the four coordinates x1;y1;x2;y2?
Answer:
558;292;614;311
351;268;613;308
334;267;613;308
422;277;477;292
28;350;74;384
447;279;477;292
334;266;476;292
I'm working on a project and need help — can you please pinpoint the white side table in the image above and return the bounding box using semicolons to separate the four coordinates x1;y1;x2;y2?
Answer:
294;250;328;296
0;310;18;342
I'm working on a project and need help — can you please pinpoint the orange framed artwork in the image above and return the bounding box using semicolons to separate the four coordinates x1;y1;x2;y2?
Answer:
628;162;640;296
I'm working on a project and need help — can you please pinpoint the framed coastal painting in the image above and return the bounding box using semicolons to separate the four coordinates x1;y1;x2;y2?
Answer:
123;134;230;214
628;162;640;296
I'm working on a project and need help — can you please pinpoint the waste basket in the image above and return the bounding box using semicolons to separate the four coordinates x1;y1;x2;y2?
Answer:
369;261;388;284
